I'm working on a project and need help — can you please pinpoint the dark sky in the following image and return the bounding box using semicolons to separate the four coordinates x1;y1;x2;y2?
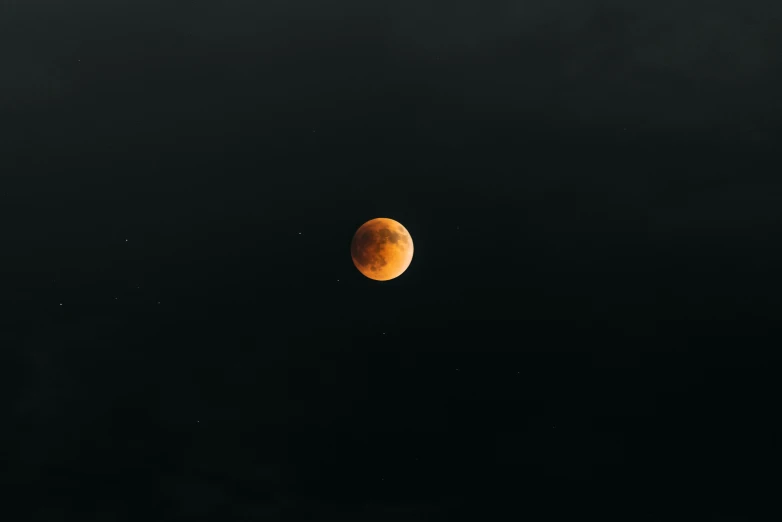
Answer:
3;1;781;521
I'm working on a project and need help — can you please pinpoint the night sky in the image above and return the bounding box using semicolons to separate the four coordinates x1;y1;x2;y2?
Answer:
3;1;781;521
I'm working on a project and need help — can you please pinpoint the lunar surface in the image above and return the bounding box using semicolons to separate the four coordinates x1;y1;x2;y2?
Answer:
350;217;414;281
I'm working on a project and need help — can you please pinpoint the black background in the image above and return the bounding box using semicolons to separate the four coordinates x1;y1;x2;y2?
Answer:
3;1;781;520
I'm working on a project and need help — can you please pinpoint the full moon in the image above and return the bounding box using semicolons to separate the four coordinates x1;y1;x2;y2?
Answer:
351;217;414;281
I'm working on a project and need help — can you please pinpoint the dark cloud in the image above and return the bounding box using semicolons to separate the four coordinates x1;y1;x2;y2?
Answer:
383;1;781;134
4;1;779;134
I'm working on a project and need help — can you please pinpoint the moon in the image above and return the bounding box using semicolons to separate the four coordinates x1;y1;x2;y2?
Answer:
351;217;414;281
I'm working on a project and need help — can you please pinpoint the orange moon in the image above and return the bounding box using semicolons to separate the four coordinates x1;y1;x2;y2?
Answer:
351;217;414;281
